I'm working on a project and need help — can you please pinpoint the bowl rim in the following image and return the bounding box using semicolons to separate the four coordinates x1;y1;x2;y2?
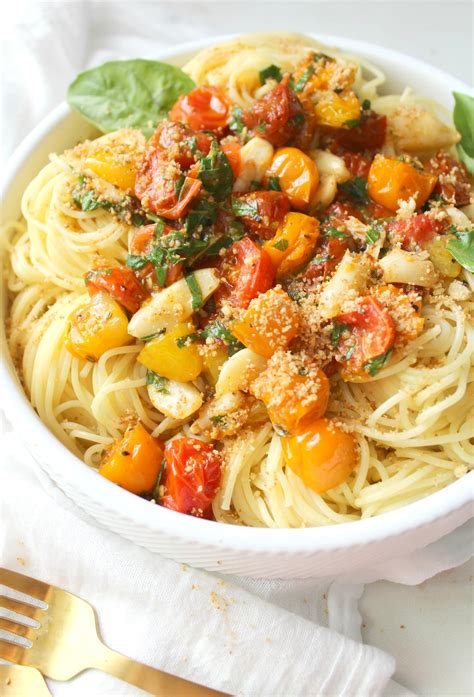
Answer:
1;32;473;554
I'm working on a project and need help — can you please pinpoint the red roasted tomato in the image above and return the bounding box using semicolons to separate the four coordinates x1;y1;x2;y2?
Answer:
389;213;445;248
428;151;473;206
242;82;306;147
149;120;212;169
85;264;149;313
170;86;231;132
232;191;291;239
216;236;275;308
161;438;223;516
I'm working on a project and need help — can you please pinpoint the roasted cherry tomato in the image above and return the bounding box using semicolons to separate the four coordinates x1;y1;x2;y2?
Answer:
221;141;241;178
135;146;202;219
428;151;473;206
264;212;320;277
85;263;149;314
170;86;231;132
216;237;275;309
302;234;350;281
242;82;305;147
336;296;396;377
367;155;437;212
99;423;164;494
389;213;445;248
343;152;372;179
266;147;319;211
232;190;290;239
147;120;212;169
314;91;361;129
161;438;223;516
281;418;358;493
334;111;387;152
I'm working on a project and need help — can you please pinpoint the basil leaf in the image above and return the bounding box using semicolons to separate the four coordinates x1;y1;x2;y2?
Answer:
362;99;371;111
67;59;195;136
185;198;218;236
267;176;281;191
198;141;234;201
363;348;393;376
344;118;360;129
453;92;474;162
185;273;203;310
294;65;315;92
446;231;474;272
331;321;349;349
126;254;149;270
457;143;474;177
232;197;261;220
84;268;113;283
176;333;200;348
259;64;282;84
199;320;244;355
146;370;170;394
324;226;349;239
339;176;369;205
273;239;289;251
229;106;244;133
366;226;381;245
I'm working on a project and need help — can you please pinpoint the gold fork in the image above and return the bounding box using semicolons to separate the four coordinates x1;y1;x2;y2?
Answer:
0;568;228;696
0;664;52;696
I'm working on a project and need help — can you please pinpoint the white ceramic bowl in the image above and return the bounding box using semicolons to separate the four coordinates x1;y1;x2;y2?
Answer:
1;35;473;579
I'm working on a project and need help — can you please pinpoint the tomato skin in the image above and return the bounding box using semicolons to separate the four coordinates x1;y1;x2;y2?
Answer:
343;152;372;179
281;418;358;493
162;438;223;515
336;296;396;374
233;191;290;239
99;423;164;494
85;264;149;313
148;120;212;169
242;83;305;147
217;237;275;309
367;155;437;212
389;213;445;248
221;141;241;178
323;201;364;222
428;151;473;206
302;235;350;281
266;147;319;211
170;86;231;132
334;111;387;152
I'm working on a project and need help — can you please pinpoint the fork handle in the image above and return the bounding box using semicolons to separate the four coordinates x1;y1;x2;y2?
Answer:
91;641;229;696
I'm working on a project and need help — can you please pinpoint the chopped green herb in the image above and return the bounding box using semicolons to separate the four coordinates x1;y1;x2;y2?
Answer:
232;197;261;220
344;118;361;129
199;320;244;355
146;370;170;394
210;414;227;426
185;273;203;310
140;331;164;342
289;113;305;126
294;64;315;92
267;175;281;191
198;140;234;200
310;254;336;265
229;106;245;134
446;231;474;272
185;198;218;236
84;268;113;283
363;348;393;376
132;213;146;227
174;175;185;196
176;333;200;348
324;226;349;239
331;320;349;349
339;176;369;205
259;64;282;84
126;254;149;271
366;226;381;245
362;99;371;111
345;345;356;360
256;123;267;133
273;239;289;251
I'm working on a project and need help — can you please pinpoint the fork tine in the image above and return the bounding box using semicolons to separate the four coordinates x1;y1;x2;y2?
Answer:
0;568;51;602
0;638;28;663
0;616;37;639
0;595;43;618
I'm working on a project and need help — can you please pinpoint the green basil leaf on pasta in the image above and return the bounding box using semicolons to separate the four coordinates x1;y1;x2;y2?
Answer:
185;273;203;310
259;64;282;84
363;348;393;376
198;140;234;201
339;176;369;205
453;92;474;176
67;59;195;136
145;370;170;394
446;231;474;272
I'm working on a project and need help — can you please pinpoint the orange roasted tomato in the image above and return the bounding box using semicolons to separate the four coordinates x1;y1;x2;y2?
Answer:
367;155;437;212
99;422;164;494
232;190;290;239
264;212;320;277
161;438;223;516
281;418;358;493
232;288;300;358
265;147;319;211
85;263;149;314
170;86;231;132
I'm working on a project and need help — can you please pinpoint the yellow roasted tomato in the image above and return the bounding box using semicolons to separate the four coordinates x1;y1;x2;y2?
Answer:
64;291;131;361
265;147;319;211
137;322;202;381
367;155;437;211
99;422;164;494
281;418;358;493
263;212;320;278
83;129;145;191
314;91;360;128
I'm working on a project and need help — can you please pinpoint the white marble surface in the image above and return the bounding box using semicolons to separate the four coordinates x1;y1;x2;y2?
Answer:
1;2;473;695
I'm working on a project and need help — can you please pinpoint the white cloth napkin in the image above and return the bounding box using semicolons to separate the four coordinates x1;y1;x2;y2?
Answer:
1;3;473;696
